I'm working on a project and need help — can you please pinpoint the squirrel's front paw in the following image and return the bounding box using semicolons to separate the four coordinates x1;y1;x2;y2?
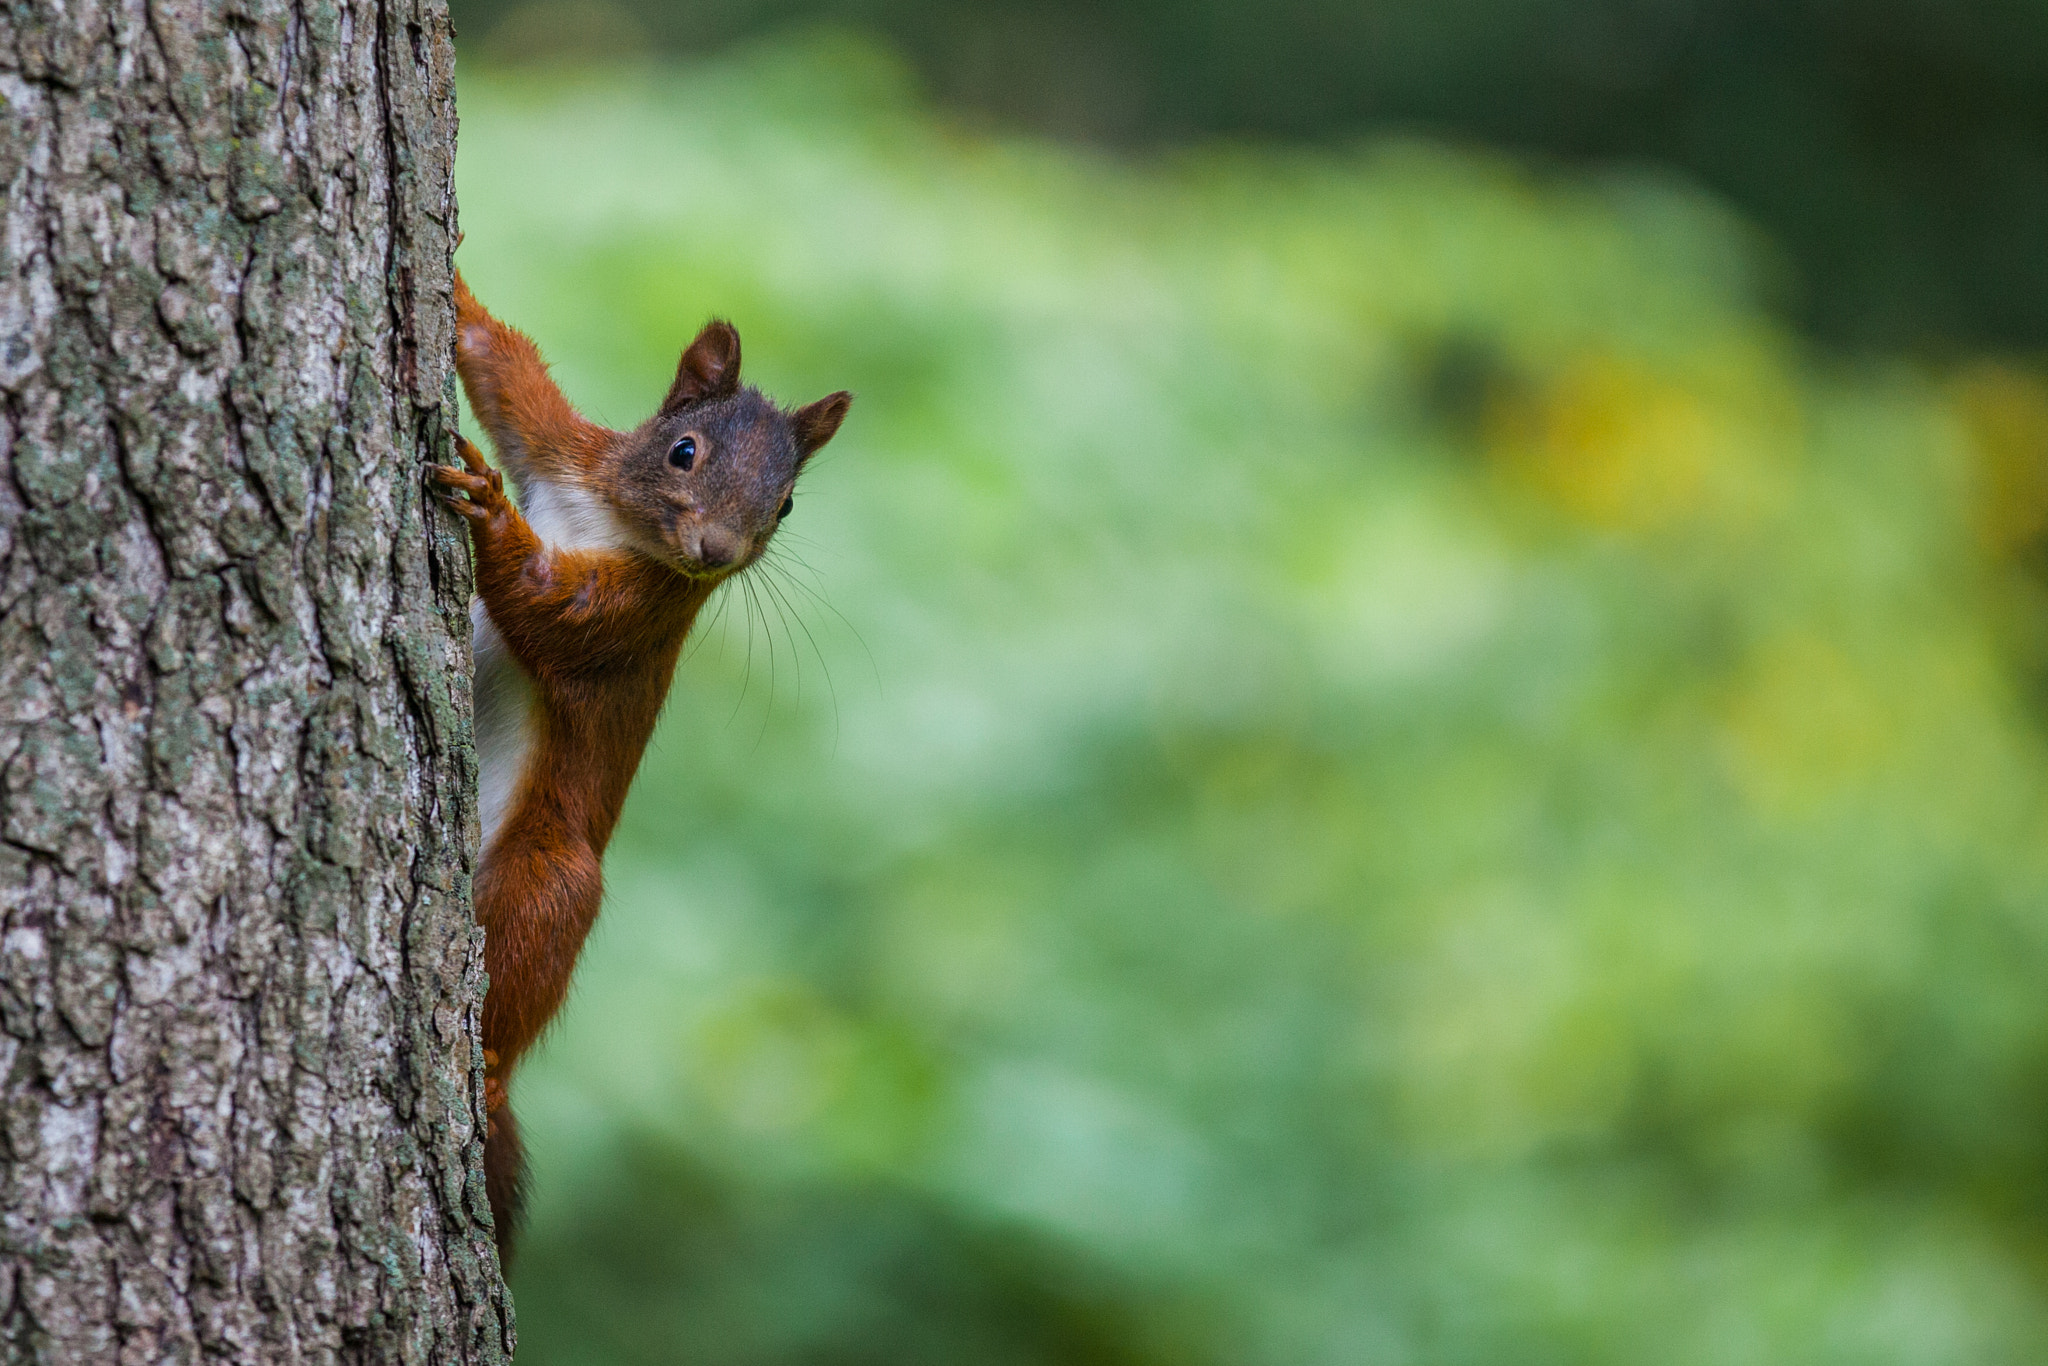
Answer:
430;437;510;528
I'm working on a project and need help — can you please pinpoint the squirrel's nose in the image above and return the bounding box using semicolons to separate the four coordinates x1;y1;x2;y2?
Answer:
695;527;741;570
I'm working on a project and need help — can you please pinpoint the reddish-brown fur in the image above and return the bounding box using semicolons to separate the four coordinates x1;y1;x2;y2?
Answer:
453;271;613;484
433;271;849;1265
456;470;713;1062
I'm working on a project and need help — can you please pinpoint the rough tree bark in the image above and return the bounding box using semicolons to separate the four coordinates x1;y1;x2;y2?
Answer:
0;0;510;1361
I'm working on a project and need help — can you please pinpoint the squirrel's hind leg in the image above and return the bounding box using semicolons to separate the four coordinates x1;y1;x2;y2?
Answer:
485;1100;530;1271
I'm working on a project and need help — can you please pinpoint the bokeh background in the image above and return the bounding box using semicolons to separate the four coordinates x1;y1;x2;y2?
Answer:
446;3;2048;1361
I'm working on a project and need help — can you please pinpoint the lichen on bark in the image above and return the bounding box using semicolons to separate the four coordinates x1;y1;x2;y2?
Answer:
0;0;508;1360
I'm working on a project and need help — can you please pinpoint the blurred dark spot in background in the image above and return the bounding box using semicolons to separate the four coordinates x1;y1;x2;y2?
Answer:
452;0;2048;353
512;1134;1198;1366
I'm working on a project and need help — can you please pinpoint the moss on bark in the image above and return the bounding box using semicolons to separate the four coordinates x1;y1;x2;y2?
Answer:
0;0;509;1359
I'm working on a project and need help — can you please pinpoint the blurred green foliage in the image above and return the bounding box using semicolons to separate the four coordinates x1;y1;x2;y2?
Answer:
450;0;2048;350
455;36;2048;1363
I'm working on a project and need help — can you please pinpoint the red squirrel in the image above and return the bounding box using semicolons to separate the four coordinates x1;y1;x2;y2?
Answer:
431;271;851;1263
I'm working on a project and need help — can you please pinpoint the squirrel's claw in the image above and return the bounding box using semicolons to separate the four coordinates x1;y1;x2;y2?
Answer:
431;461;499;498
430;462;503;524
455;435;499;485
437;491;488;522
429;464;475;492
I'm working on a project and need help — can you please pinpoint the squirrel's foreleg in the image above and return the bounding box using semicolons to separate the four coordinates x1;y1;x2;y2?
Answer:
454;270;610;487
431;437;553;679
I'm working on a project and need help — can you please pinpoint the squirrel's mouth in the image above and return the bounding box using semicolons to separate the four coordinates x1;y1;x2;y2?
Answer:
665;521;752;579
668;548;758;584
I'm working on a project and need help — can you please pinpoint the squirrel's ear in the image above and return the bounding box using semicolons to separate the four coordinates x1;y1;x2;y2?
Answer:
663;320;741;412
792;391;853;460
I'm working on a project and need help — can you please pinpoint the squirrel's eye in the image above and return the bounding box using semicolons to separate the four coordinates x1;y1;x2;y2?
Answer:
778;495;794;520
668;436;696;470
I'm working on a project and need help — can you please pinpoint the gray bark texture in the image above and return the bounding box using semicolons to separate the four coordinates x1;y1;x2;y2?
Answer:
0;0;511;1361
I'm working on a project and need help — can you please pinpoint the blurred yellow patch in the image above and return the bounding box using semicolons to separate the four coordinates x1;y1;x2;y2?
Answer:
1953;362;2048;556
1721;634;1898;816
1490;352;1787;532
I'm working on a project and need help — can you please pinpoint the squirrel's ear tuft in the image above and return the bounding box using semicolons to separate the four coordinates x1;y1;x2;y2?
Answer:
663;320;742;412
792;391;853;460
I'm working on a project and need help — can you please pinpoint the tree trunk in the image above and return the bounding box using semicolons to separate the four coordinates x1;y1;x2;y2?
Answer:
0;1;509;1361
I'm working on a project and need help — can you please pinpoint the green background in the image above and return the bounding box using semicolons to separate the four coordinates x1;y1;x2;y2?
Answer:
452;29;2048;1364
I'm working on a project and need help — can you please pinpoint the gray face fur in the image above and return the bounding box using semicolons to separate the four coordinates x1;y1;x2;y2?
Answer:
615;385;806;576
603;317;851;578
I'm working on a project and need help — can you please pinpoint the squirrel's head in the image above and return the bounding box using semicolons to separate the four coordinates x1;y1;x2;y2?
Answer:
611;320;851;580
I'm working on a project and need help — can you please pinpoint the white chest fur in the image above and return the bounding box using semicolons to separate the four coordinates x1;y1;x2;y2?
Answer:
472;599;536;854
469;474;635;853
519;478;634;554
